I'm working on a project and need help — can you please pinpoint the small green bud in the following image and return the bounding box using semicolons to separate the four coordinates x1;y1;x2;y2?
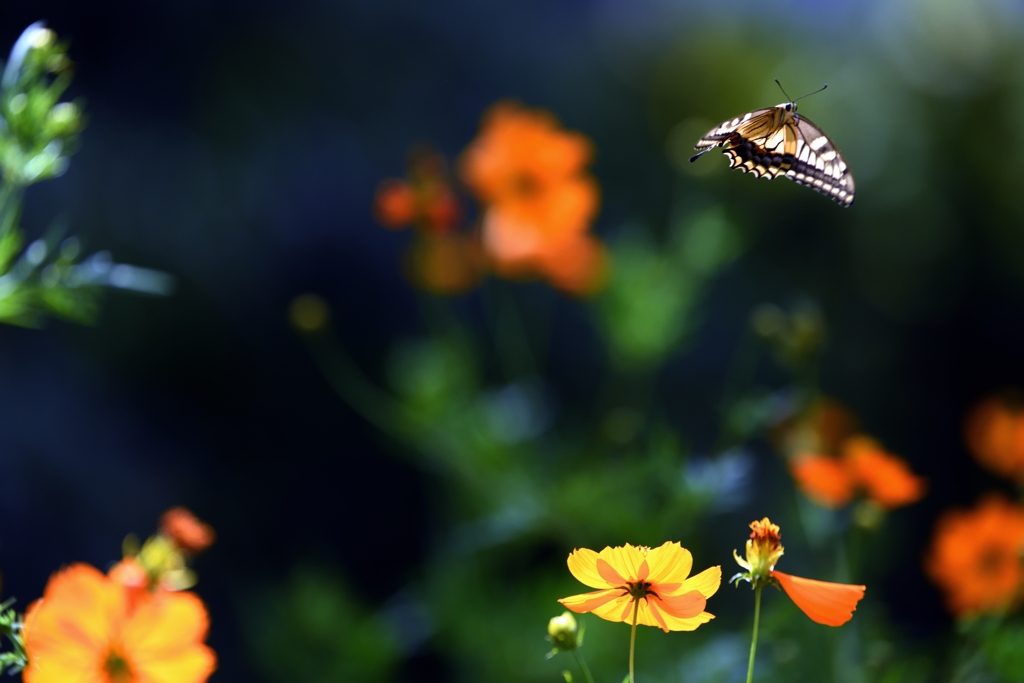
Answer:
547;612;579;652
28;28;56;50
45;102;81;137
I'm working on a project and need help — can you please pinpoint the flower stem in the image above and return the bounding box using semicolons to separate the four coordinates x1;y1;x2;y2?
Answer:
570;649;596;683
746;583;763;683
629;598;639;683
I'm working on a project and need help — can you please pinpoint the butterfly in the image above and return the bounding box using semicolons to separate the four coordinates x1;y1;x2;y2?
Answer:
690;82;855;207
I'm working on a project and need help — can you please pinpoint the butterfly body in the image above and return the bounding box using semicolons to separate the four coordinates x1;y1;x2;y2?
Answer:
692;101;855;207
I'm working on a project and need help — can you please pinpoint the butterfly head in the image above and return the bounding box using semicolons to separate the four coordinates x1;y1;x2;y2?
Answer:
777;101;797;113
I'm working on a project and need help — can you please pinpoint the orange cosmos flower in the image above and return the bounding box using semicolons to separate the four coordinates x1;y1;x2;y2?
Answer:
557;542;721;632
733;518;865;626
23;563;215;683
791;435;925;510
460;101;604;293
926;495;1024;616
965;393;1024;481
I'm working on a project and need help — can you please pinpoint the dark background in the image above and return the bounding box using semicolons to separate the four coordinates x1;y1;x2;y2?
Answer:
3;1;1024;680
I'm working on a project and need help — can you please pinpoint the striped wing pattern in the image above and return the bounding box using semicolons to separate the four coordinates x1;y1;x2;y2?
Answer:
694;110;855;207
783;117;854;207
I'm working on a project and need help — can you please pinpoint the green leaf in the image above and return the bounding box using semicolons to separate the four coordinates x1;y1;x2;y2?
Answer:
0;229;20;273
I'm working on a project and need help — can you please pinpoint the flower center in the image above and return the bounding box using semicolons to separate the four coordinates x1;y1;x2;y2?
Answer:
626;580;655;600
104;649;134;683
978;546;1005;576
512;173;540;197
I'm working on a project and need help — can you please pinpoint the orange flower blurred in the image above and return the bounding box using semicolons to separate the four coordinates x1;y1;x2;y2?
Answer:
965;393;1024;481
161;507;216;555
460;101;604;293
926;495;1024;617
374;149;462;234
791;436;926;510
733;518;865;626
558;542;721;632
23;564;215;683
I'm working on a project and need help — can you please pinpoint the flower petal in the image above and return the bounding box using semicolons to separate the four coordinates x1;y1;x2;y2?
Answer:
644;541;693;585
651;590;706;619
597;559;628;586
122;591;210;663
22;564;124;671
603;597;716;632
677;565;722;599
791;454;855;508
645;599;671;632
567;548;614;589
598;545;646;582
558;588;624;614
773;571;865;626
584;594;633;623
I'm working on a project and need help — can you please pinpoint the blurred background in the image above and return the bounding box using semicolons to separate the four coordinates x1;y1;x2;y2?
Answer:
3;0;1024;681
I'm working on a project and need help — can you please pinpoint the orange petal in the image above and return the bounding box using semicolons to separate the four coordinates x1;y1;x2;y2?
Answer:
641;602;715;632
773;570;865;626
790;454;855;508
558;588;624;614
122;591;210;661
651;590;706;619
843;436;926;509
597;559;627;586
22;564;125;670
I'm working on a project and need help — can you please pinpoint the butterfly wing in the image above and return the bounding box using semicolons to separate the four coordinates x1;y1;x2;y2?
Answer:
694;108;792;179
693;108;776;153
783;116;855;207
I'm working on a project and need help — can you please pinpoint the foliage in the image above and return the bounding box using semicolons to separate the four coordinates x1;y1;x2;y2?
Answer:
0;22;170;328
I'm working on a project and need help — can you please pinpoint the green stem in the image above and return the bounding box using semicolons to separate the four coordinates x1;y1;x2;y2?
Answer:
570;649;596;683
746;584;763;683
0;178;23;243
629;598;639;683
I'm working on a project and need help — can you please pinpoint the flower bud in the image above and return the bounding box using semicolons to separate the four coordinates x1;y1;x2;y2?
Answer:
547;611;579;652
733;517;785;587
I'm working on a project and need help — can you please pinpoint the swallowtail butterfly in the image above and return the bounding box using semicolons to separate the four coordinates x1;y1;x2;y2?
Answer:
690;82;855;207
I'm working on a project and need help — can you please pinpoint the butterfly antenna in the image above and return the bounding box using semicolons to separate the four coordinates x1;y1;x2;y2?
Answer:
794;84;828;102
774;79;793;102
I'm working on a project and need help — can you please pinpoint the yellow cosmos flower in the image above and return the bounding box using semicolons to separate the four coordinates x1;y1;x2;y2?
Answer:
558;542;721;632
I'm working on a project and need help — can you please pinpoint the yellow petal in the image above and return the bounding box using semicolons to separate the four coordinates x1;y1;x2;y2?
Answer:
774;571;865;626
122;591;210;661
644;541;693;585
678;565;722;599
588;594;634;623
598;544;646;582
656;610;716;632
567;548;614;589
558;588;624;614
